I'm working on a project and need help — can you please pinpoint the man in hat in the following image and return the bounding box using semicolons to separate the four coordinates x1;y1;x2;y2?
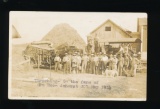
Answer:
71;53;77;74
123;53;129;70
75;52;78;55
130;54;139;77
82;53;89;73
112;55;118;70
94;53;99;74
76;52;82;73
117;44;124;54
62;53;69;74
54;54;61;72
90;53;96;74
86;53;92;73
122;53;129;76
98;52;103;74
101;53;108;74
124;43;129;54
68;52;72;73
108;54;113;70
118;53;124;76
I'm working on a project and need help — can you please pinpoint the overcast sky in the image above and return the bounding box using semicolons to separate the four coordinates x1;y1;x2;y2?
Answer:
10;11;147;44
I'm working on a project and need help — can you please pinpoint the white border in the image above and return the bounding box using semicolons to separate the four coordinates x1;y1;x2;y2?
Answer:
8;11;13;99
8;11;147;101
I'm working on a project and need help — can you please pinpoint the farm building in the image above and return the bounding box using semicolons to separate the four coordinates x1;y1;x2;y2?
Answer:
137;18;147;59
87;18;147;59
131;18;147;59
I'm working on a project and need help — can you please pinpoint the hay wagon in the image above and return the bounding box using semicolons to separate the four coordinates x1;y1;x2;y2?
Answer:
22;41;55;69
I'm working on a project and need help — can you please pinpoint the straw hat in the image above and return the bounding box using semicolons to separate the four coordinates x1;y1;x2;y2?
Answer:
84;53;87;55
133;54;137;56
65;53;68;55
91;53;94;56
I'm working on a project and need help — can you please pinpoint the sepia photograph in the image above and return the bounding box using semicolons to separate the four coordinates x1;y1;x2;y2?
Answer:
9;11;147;100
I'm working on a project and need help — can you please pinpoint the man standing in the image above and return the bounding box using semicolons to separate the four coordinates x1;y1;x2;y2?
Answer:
86;54;92;73
62;53;69;74
123;53;129;75
98;52;103;74
54;54;61;72
90;53;95;74
101;53;108;73
108;54;113;70
82;53;89;73
94;53;99;74
71;53;77;74
117;44;124;55
76;52;82;73
68;52;72;73
118;53;124;76
112;55;118;70
130;54;139;77
124;43;129;54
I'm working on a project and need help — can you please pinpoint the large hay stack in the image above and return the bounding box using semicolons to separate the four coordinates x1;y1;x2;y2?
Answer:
41;23;86;50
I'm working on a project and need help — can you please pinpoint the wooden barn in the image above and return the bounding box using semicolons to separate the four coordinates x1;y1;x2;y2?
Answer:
87;19;147;55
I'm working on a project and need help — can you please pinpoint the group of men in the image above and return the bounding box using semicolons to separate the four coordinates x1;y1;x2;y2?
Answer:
53;51;140;77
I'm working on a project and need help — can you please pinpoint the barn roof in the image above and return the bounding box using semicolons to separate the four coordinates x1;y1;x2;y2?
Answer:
90;19;132;38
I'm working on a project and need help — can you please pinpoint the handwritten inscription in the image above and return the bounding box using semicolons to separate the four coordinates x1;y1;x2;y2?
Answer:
35;79;111;90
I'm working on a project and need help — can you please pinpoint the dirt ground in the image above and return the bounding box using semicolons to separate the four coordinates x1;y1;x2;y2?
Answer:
11;66;146;99
10;44;147;100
